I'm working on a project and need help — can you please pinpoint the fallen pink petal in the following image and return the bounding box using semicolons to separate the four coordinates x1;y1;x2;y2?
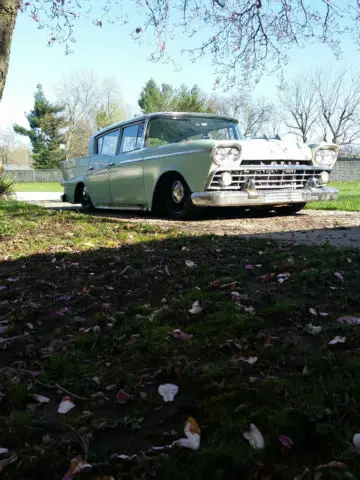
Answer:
170;329;193;340
116;390;130;404
338;316;360;325
62;456;92;480
56;307;70;316
279;435;294;449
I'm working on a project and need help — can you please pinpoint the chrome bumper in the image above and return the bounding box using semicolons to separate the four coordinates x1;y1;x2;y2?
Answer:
191;187;339;207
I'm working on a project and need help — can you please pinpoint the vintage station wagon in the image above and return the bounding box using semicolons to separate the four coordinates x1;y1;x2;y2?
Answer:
60;112;339;218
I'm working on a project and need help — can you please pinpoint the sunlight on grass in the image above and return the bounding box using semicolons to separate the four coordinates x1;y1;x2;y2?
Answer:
306;181;360;211
13;182;63;192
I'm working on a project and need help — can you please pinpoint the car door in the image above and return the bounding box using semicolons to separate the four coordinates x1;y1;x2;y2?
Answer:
109;122;146;207
87;128;120;206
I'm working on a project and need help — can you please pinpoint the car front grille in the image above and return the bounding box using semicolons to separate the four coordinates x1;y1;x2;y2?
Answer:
208;168;323;190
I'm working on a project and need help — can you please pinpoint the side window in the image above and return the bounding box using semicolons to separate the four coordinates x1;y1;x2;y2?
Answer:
120;123;145;154
97;136;104;154
96;129;119;155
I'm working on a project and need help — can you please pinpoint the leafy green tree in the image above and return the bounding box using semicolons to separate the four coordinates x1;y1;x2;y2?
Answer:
138;79;215;113
138;79;173;113
175;84;215;113
13;85;66;169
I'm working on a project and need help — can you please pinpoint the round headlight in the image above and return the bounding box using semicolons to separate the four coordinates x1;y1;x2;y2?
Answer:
220;172;233;187
315;149;337;166
228;147;240;163
319;171;330;185
213;147;228;165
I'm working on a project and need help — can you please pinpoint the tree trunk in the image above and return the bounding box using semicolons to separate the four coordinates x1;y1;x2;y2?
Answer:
0;0;19;102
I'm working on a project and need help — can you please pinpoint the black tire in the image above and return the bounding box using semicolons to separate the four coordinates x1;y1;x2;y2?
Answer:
274;203;306;215
154;174;198;219
80;185;95;211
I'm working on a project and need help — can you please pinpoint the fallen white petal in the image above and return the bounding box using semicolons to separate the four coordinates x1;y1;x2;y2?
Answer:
334;272;344;282
328;336;346;345
305;323;322;335
189;301;202;315
158;384;179;403
32;394;50;404
243;423;265;449
244;306;256;315
185;260;196;268
57;397;76;414
245;356;258;364
173;435;200;450
111;453;137;460
309;308;317;316
353;433;360;451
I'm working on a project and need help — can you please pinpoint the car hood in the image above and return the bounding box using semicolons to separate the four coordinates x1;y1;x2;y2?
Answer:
236;139;313;161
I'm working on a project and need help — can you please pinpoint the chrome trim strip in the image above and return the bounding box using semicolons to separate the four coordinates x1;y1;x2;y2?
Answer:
95;204;147;211
191;187;339;207
142;148;210;161
217;165;329;172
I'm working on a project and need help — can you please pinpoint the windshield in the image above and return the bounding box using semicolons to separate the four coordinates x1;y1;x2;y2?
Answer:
146;115;243;147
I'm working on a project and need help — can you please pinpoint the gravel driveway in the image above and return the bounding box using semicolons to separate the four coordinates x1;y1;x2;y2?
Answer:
21;193;360;248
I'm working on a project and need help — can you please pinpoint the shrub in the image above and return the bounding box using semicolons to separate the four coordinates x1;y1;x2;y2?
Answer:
0;176;15;199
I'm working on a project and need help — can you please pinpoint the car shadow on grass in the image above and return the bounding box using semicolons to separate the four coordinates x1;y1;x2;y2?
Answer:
1;227;360;479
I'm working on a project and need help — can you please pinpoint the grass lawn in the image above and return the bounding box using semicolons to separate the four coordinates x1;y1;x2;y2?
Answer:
1;200;360;479
13;182;63;192
306;182;360;211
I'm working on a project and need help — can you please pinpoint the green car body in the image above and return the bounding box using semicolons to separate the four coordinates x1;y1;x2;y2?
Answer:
60;112;339;218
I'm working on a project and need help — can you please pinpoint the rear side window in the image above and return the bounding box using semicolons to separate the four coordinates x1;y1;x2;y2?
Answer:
96;129;120;155
120;123;145;153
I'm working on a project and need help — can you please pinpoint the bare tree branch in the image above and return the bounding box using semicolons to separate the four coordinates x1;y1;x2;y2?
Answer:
278;74;318;143
315;68;360;145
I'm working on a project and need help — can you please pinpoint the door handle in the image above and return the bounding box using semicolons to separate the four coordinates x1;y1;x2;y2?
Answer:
108;162;115;167
88;166;94;171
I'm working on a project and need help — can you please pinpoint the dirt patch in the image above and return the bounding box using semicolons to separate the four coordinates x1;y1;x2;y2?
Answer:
36;201;360;248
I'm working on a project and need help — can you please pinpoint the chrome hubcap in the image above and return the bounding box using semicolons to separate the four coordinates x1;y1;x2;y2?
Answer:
172;181;185;204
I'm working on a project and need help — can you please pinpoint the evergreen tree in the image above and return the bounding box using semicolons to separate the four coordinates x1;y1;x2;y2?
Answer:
138;79;164;113
138;79;214;114
175;84;215;113
13;84;67;169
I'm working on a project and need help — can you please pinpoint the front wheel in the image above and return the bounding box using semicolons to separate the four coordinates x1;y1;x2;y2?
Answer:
155;174;198;219
274;203;306;215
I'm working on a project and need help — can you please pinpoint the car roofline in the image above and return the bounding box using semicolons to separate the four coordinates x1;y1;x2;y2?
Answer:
93;112;238;137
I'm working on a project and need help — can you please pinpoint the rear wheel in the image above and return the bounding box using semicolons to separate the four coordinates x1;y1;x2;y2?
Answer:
80;185;95;211
153;174;198;219
274;203;306;215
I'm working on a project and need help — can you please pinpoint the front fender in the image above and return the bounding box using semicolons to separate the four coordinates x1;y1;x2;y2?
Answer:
142;143;213;208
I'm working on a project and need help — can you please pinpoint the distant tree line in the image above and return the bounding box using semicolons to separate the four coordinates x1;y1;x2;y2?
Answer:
9;69;360;169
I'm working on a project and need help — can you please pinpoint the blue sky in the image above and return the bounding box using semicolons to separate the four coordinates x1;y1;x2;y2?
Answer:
0;4;358;136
